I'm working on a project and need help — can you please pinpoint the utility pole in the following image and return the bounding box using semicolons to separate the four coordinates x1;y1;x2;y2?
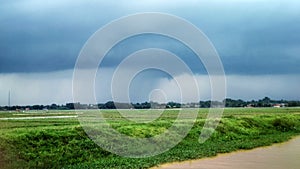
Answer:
8;90;11;112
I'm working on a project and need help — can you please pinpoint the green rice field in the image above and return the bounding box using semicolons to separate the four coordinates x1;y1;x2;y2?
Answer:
0;108;300;169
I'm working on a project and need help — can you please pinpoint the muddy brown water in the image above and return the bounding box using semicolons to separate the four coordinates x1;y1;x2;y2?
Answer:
153;136;300;169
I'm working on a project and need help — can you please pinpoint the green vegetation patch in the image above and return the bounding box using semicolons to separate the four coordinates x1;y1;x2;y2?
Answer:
0;108;299;168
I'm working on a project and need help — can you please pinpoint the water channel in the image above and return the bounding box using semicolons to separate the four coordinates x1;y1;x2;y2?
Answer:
155;136;300;169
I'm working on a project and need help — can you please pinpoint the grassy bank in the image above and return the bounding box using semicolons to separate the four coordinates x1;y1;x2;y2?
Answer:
0;108;300;168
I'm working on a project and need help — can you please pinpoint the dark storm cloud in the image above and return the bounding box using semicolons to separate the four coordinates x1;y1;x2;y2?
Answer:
217;18;300;75
1;0;300;105
0;0;300;75
0;0;122;73
199;5;300;75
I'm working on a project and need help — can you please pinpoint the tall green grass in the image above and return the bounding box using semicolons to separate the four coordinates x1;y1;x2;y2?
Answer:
0;108;299;168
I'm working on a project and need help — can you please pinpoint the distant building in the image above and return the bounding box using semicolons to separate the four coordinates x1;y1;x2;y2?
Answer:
246;104;254;108
273;103;285;108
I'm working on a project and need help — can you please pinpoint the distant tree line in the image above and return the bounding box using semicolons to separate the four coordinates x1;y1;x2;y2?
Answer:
1;97;300;111
200;97;300;108
224;97;298;108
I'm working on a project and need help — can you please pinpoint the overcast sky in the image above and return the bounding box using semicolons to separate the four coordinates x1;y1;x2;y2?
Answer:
0;0;300;105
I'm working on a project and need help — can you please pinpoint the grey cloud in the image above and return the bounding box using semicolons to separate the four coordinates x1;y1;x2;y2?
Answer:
0;0;300;75
0;70;73;106
1;0;300;105
1;68;299;106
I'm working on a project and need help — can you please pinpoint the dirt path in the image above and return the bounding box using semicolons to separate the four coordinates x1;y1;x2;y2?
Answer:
153;136;300;169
